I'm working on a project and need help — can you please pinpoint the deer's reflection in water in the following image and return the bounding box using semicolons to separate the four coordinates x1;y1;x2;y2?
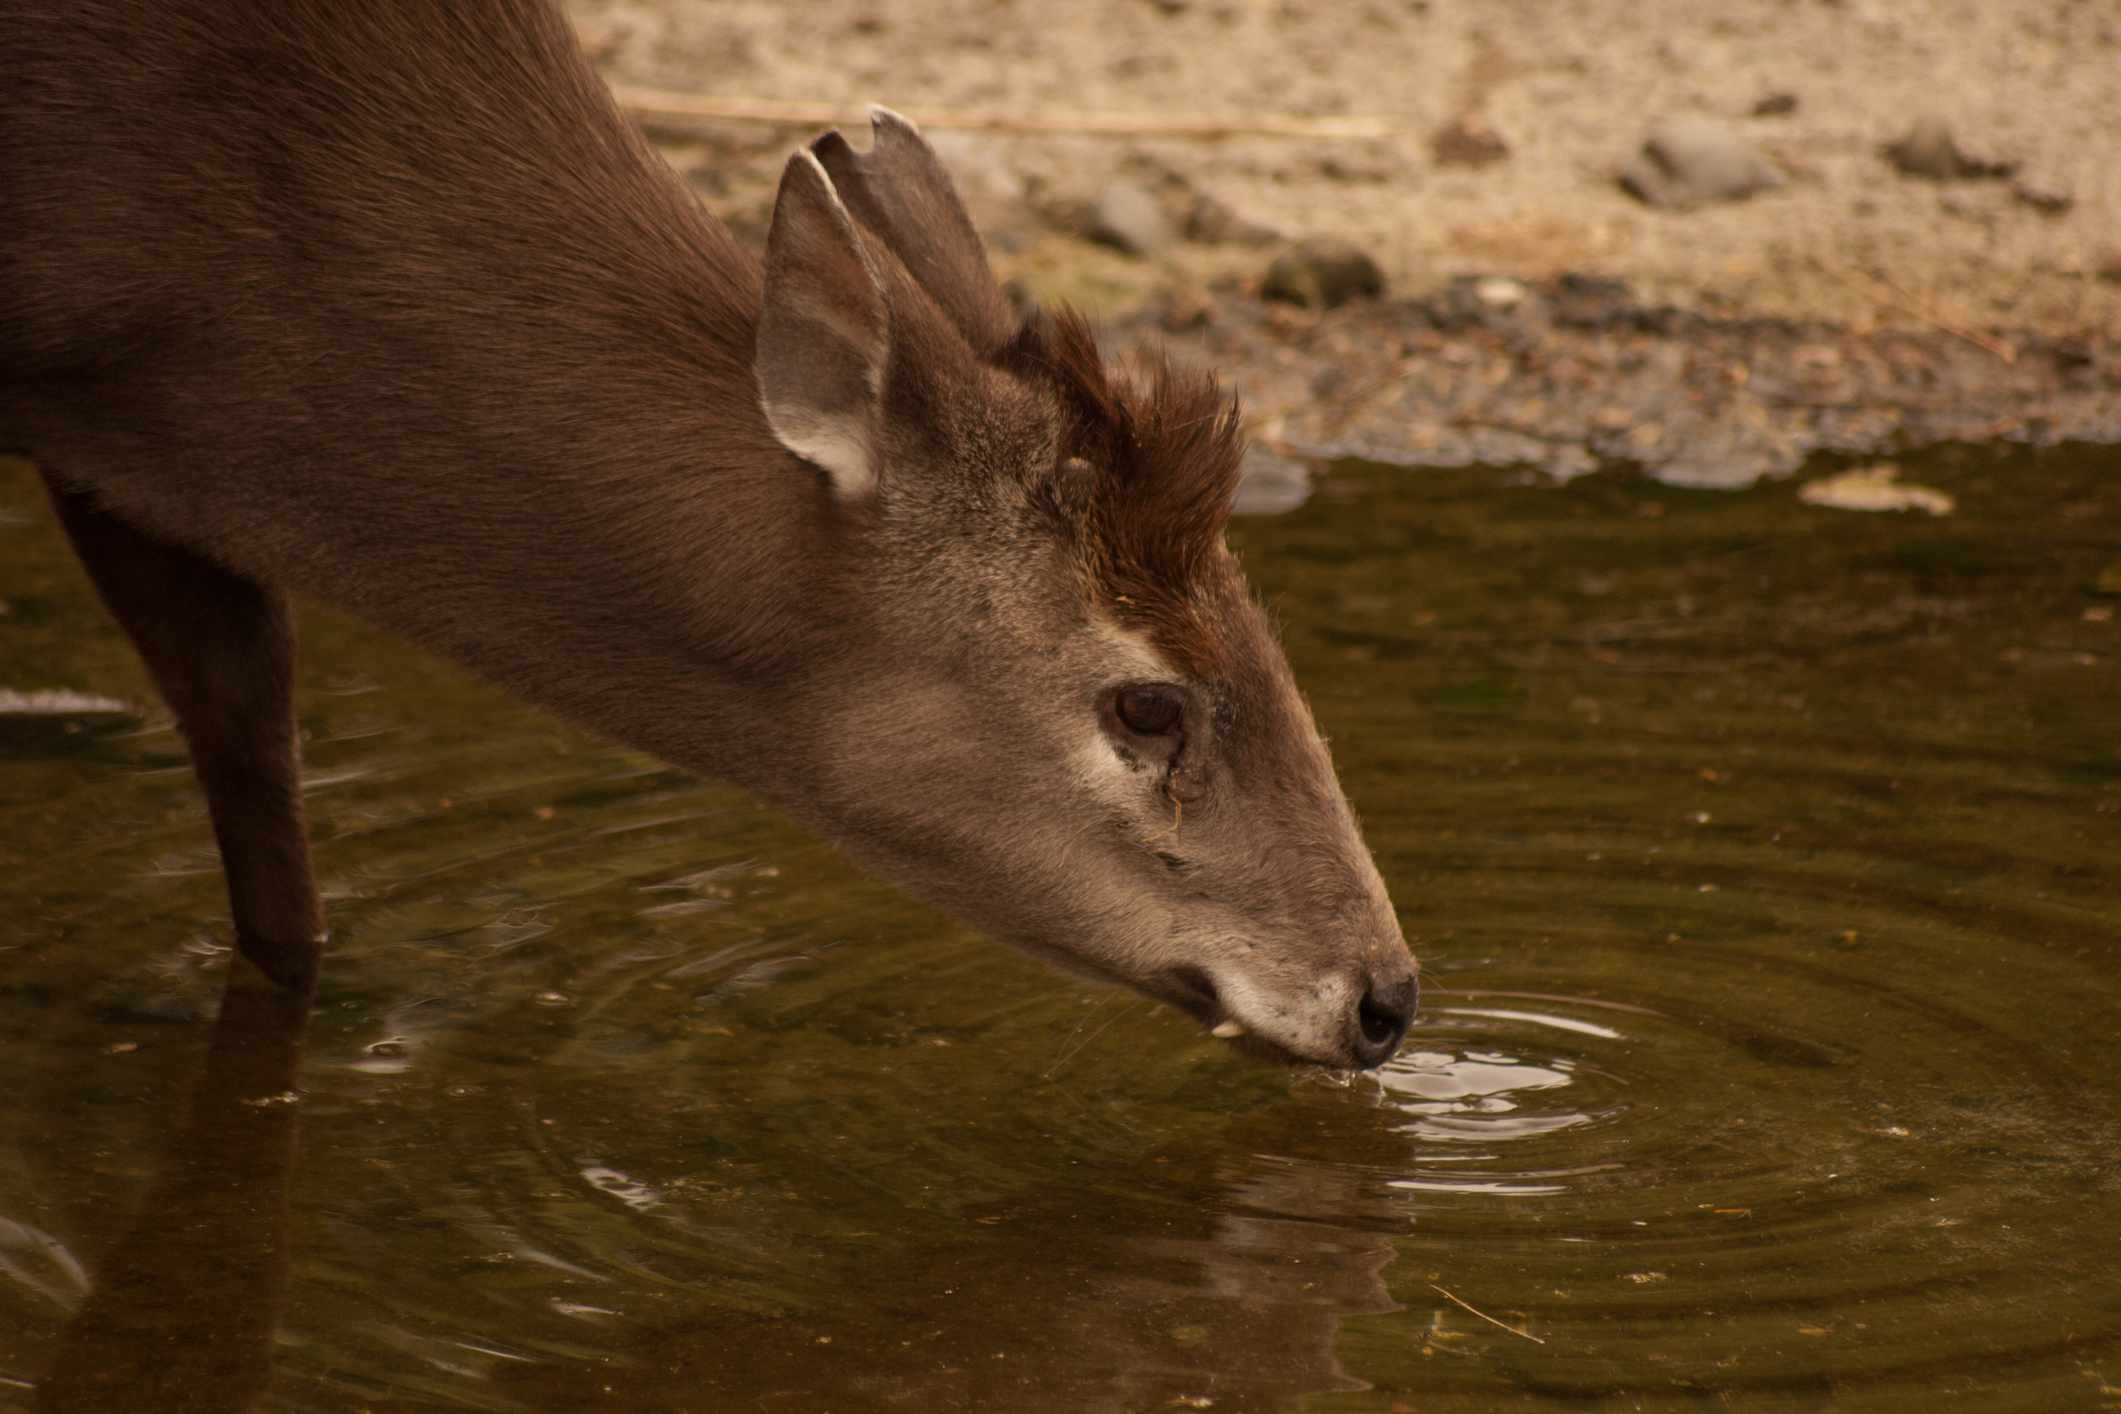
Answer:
37;964;307;1414
18;960;1409;1412
460;1139;1403;1413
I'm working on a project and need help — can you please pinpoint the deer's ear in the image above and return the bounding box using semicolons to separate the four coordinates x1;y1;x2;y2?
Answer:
810;108;1016;353
757;149;889;500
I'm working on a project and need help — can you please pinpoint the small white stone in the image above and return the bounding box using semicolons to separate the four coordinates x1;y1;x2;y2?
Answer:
1474;276;1526;311
1211;1019;1247;1039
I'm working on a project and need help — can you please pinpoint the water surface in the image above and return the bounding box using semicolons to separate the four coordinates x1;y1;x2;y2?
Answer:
2;445;2116;1411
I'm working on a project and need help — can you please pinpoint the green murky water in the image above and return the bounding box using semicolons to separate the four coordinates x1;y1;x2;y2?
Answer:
1;445;2116;1411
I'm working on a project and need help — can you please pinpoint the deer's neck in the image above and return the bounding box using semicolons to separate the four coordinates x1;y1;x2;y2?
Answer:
17;0;847;788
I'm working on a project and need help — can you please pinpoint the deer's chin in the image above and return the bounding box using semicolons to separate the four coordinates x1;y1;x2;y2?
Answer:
1146;963;1362;1069
1004;935;1365;1069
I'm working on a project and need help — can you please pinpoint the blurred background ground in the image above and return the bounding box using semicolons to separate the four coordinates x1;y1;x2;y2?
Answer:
569;0;2119;335
565;0;2121;485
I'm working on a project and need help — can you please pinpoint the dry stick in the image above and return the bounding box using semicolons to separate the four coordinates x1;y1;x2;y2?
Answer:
1815;255;2018;365
1041;997;1131;1082
1430;1284;1547;1345
613;86;1399;142
1867;268;2019;365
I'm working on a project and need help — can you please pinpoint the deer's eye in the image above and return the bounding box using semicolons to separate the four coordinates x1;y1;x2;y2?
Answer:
1115;685;1183;737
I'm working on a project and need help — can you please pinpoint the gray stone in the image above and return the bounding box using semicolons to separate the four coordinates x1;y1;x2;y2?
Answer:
1473;275;1527;311
1430;115;1511;168
1261;238;1385;310
1183;191;1280;246
2011;176;2073;215
1882;117;2017;182
923;131;1025;206
1232;446;1312;517
1619;116;1785;208
1085;181;1169;257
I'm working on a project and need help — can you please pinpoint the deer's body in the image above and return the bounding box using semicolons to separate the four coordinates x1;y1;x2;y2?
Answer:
3;0;1418;1067
6;3;806;757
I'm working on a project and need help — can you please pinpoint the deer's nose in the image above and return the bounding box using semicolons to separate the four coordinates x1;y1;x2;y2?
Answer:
1350;970;1418;1068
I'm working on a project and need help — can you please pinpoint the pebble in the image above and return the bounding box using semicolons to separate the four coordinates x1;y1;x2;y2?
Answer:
1183;190;1280;247
2010;177;2073;216
1798;464;1954;516
1618;116;1784;208
1882;117;2016;182
1430;115;1510;168
1473;276;1527;311
1085;181;1169;257
923;131;1025;206
1232;446;1312;516
1261;238;1385;310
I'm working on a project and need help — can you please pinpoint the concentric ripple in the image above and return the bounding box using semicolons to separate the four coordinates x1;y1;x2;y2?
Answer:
2;446;2117;1411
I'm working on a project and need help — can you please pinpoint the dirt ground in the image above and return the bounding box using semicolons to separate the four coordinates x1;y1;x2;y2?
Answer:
570;0;2119;334
566;0;2121;483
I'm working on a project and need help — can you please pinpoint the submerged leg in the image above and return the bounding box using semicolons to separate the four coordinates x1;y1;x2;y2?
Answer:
43;473;324;993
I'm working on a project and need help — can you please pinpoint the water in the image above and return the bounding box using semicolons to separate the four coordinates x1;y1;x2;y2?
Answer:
1;445;2116;1411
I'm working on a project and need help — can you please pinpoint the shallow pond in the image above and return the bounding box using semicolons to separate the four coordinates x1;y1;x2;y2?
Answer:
1;445;2116;1412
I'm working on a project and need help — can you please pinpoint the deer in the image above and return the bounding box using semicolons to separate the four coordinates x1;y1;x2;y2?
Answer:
1;0;1418;1069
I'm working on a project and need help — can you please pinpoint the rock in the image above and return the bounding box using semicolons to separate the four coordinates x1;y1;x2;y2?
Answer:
1424;275;1548;335
1618;116;1784;208
924;132;1025;207
1261;238;1385;310
1882;117;2017;181
2011;177;2073;215
1232;446;1312;517
1319;153;1393;184
1154;282;1217;332
1183;191;1280;247
0;688;135;716
1430;115;1510;168
1798;463;1954;516
1473;275;1527;311
1085;181;1169;257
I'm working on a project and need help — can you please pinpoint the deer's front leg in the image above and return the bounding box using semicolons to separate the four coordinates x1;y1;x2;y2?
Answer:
43;473;324;995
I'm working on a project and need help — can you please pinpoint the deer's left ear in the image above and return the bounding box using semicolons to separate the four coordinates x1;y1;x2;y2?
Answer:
756;149;888;499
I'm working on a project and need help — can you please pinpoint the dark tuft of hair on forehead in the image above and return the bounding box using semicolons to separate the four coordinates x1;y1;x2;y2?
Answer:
998;305;1247;675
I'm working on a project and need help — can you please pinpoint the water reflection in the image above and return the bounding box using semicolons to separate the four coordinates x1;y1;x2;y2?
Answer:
4;446;2119;1409
34;964;306;1412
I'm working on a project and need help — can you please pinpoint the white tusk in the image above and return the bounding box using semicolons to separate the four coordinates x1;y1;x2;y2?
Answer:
1211;1019;1246;1039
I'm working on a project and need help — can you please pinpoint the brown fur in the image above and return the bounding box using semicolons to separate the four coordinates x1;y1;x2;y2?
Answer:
1000;307;1247;677
811;127;1247;679
2;0;1416;1067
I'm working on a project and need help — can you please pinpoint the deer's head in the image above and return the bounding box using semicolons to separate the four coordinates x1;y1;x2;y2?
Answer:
748;110;1415;1068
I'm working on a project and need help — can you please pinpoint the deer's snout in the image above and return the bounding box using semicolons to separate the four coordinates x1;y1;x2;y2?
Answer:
1349;967;1419;1069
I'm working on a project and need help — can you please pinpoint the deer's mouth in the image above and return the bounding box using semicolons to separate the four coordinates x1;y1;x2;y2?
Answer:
1152;965;1337;1066
1156;965;1222;1024
1027;947;1317;1064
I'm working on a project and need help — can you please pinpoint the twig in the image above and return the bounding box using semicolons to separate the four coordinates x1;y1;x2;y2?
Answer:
1818;258;2018;365
1430;1284;1546;1344
613;86;1399;142
1870;269;2018;364
1041;997;1130;1081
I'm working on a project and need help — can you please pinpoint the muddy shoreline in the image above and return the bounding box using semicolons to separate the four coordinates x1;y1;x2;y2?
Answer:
579;0;2121;489
1116;274;2120;488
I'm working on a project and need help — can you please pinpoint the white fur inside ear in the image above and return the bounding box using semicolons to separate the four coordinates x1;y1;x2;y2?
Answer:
762;399;878;498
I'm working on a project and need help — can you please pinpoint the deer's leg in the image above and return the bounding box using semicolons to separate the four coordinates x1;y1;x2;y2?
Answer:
43;474;324;994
